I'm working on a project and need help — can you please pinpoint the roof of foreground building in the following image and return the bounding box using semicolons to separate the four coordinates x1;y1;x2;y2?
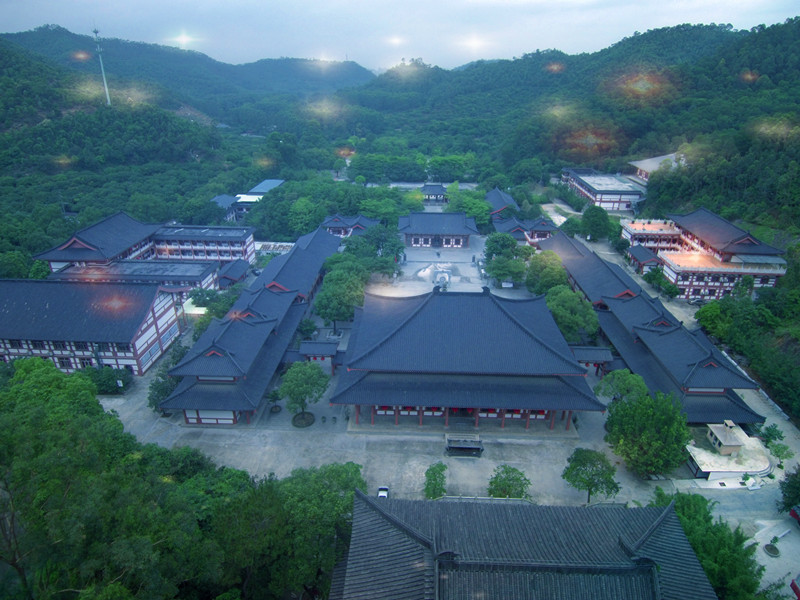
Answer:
330;491;718;600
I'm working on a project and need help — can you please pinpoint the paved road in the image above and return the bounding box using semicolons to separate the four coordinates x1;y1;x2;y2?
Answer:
101;238;800;593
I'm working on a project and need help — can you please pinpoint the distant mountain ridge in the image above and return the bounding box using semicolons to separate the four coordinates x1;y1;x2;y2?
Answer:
1;25;375;109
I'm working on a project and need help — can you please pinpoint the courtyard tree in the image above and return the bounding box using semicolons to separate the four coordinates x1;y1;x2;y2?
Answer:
560;216;583;238
545;284;599;342
487;464;531;500
581;205;612;241
314;269;366;332
593;369;649;402
483;232;518;261
526;250;568;295
561;448;620;503
278;361;329;418
485;254;527;285
605;391;691;477
424;462;448;499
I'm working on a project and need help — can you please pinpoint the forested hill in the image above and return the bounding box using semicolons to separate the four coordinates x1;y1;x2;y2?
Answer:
1;25;376;117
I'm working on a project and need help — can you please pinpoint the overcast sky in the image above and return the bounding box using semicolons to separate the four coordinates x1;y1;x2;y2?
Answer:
1;0;797;71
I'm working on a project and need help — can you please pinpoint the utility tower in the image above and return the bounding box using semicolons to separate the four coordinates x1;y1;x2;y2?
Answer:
93;28;111;106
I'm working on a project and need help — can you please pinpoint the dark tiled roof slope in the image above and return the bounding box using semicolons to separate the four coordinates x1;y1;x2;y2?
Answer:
0;280;161;342
669;208;783;256
330;371;602;410
170;288;296;378
485;187;519;213
538;235;642;305
218;259;250;282
333;492;717;600
211;194;238;209
321;214;380;230
628;244;660;264
397;212;478;236
347;290;583;376
50;260;217;283
253;228;340;294
35;212;159;263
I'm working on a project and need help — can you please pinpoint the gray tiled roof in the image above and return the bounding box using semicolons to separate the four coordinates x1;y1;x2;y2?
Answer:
211;194;238;209
35;212;160;263
218;259;249;284
347;290;584;376
329;289;601;412
493;216;557;239
397;212;478;236
668;208;783;256
254;228;341;295
628;244;660;264
597;295;763;424
247;179;285;194
540;234;641;304
332;492;718;600
0;280;162;343
330;371;602;411
485;187;519;213
321;214;380;232
50;260;218;284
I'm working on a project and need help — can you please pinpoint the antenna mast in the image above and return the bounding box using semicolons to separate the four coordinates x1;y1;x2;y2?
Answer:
93;28;111;106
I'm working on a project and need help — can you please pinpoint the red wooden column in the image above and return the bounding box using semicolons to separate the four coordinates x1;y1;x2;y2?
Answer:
395;407;399;426
501;410;506;429
549;410;556;430
370;406;375;425
419;408;423;426
525;410;531;430
474;410;479;428
355;405;360;425
445;407;449;428
566;410;573;430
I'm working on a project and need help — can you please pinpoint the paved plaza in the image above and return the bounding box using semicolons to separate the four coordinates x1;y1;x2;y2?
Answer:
100;235;800;593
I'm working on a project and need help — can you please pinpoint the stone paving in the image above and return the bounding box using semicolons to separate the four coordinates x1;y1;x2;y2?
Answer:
100;236;800;594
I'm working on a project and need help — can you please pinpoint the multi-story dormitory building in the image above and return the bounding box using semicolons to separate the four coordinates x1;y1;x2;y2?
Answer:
0;280;182;375
0;212;259;375
35;212;256;271
621;208;786;300
539;232;765;426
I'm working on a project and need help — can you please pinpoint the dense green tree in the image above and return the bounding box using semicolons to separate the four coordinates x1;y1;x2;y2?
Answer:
581;205;612;241
148;343;190;411
278;361;329;417
562;448;620;503
424;462;448;499
593;369;649;402
278;463;366;596
560;216;583;238
487;464;532;500
314;269;366;332
526;250;568;294
605;391;691;477
545;285;599;342
778;465;800;513
485;254;527;285
483;232;518;260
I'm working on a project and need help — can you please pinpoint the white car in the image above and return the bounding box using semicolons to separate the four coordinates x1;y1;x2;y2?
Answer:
377;486;389;498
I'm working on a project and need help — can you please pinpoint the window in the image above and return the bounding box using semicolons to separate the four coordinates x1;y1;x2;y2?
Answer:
53;341;67;350
692;288;702;296
760;276;770;285
80;358;93;368
57;357;72;369
75;341;89;351
8;339;22;349
412;237;420;245
696;275;705;282
679;274;689;281
117;343;132;353
97;342;111;353
31;340;45;350
710;276;720;283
